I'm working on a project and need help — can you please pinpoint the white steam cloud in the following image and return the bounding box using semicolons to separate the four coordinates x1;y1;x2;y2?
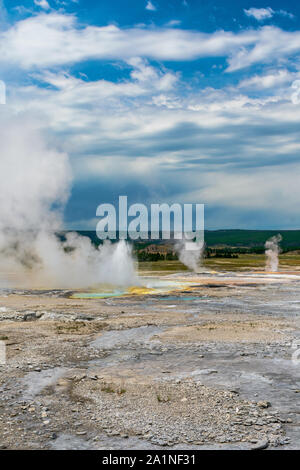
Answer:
265;234;282;272
175;240;204;272
0;116;137;288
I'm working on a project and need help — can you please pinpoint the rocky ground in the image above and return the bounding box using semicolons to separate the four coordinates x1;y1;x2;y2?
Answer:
0;271;299;450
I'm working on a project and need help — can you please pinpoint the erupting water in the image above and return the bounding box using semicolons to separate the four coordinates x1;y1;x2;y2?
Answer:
265;234;282;272
0;118;138;289
175;240;204;272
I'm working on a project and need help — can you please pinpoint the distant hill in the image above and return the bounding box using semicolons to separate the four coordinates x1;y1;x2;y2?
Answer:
204;230;300;250
68;229;300;253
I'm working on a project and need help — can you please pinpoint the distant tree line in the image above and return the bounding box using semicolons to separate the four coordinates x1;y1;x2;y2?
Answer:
136;251;178;262
205;248;239;259
59;231;300;261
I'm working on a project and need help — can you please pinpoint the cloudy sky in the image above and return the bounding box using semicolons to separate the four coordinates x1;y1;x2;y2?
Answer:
1;0;300;229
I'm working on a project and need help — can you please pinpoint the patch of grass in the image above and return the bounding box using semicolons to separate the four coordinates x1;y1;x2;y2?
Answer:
0;335;8;341
139;252;300;273
156;394;170;403
100;384;127;395
55;321;108;335
101;384;115;394
56;322;83;334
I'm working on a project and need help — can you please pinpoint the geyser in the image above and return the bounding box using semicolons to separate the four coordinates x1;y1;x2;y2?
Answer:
0;116;137;288
175;240;204;272
265;234;282;272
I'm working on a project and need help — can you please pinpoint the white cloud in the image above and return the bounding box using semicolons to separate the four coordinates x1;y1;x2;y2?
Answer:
238;69;297;90
26;59;178;111
1;14;244;68
34;0;51;10
7;63;300;228
3;10;300;227
244;7;295;22
2;13;300;73
183;163;300;214
278;9;295;19
127;57;178;91
166;20;181;27
226;26;300;71
244;7;274;21
146;1;156;11
11;62;300;164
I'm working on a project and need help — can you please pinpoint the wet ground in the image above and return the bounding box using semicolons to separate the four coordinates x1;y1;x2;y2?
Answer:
0;270;299;449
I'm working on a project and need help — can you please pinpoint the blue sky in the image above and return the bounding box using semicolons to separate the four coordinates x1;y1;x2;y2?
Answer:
1;0;300;229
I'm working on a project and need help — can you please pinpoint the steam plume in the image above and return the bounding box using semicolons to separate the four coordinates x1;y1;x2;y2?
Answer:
175;240;204;272
0;117;137;288
265;234;282;272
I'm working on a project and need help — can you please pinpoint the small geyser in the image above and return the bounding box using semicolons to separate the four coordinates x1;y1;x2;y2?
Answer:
175;240;204;272
265;234;282;272
97;240;138;286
